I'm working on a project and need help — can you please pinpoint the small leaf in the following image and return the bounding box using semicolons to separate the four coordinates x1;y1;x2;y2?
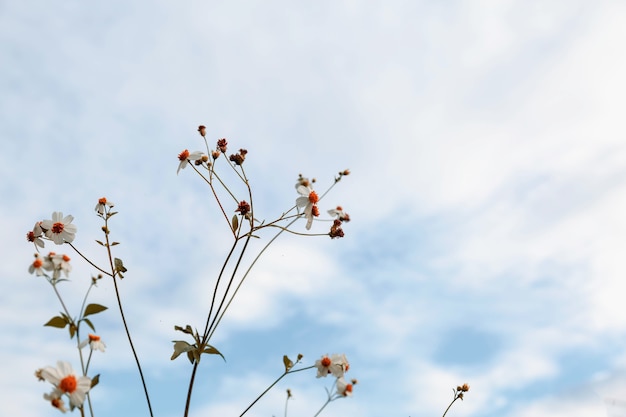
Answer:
69;323;77;339
82;318;96;332
231;214;239;232
111;242;120;246
91;374;100;388
283;355;294;372
203;344;226;361
174;325;194;335
171;340;195;361
114;257;127;273
187;351;195;364
84;303;108;317
44;316;68;329
95;240;104;246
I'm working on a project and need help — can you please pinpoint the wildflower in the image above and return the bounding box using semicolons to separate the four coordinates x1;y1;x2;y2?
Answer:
336;377;353;397
329;219;344;239
177;149;203;174
26;221;45;249
296;185;320;230
49;253;72;277
94;197;114;215
229;149;247;165
315;355;333;378
217;138;228;153
79;334;106;352
40;361;91;407
41;212;77;245
29;254;51;276
315;353;348;378
197;125;206;137
235;200;251;217
44;390;68;413
327;206;350;222
330;353;350;375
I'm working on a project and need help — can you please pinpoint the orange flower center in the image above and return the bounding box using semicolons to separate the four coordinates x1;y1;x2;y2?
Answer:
98;197;107;204
62;254;71;262
321;357;331;367
308;191;319;204
59;375;77;393
344;384;353;395
178;149;190;161
51;222;64;234
33;258;43;268
88;334;100;341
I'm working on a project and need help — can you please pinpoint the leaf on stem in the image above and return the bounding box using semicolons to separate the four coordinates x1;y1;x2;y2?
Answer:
81;317;96;332
203;344;225;362
174;324;194;335
44;316;68;329
171;340;196;361
231;214;239;232
114;257;127;278
283;355;294;372
91;374;100;388
83;303;108;317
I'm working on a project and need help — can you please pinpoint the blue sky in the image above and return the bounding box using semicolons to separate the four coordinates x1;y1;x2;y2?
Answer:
2;1;626;416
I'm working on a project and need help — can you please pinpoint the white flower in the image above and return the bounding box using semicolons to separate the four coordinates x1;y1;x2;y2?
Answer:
177;149;204;174
49;253;72;277
94;197;114;215
26;221;45;249
40;361;91;407
330;353;350;375
315;353;348;378
336;377;354;397
28;254;52;276
79;334;106;352
296;185;320;230
44;390;68;413
41;212;77;245
327;206;350;222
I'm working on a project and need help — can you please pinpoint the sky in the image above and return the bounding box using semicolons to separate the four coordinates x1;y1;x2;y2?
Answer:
1;1;626;416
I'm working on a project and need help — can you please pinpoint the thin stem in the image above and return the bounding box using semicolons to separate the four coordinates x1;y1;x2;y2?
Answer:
67;242;112;277
442;397;458;417
102;215;154;417
239;372;288;417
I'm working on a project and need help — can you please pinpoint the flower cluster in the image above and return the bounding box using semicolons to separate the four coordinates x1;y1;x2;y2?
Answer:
27;212;77;249
36;361;91;411
314;353;355;397
28;252;72;279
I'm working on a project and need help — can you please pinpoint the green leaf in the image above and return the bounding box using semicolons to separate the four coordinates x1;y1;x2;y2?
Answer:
83;303;108;317
82;318;96;332
111;242;120;246
90;374;100;388
231;214;239;232
95;240;104;246
283;355;294;372
186;351;195;364
44;316;68;329
203;344;226;362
